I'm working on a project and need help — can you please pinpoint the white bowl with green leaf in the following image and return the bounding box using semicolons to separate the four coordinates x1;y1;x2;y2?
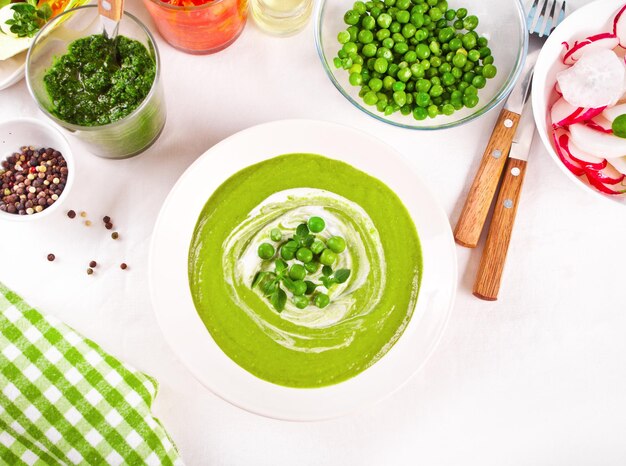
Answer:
0;0;88;90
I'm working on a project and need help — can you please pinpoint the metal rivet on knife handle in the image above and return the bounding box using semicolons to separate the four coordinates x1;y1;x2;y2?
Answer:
454;108;521;248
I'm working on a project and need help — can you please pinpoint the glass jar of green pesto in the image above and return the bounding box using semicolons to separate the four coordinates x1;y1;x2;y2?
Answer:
26;5;166;159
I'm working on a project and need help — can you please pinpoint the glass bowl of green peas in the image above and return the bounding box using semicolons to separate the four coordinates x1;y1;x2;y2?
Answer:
314;0;527;130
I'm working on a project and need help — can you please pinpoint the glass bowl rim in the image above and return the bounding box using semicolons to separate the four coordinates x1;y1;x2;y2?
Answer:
143;0;233;12
25;5;162;133
313;0;529;131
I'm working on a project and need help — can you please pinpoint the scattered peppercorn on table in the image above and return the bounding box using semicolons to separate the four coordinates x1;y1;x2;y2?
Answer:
1;0;626;464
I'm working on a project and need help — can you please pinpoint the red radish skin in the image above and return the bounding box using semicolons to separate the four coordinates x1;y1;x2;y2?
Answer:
613;4;626;48
562;33;619;65
550;97;606;128
585;171;626;194
559;130;607;170
586;116;613;134
586;163;625;184
553;129;586;176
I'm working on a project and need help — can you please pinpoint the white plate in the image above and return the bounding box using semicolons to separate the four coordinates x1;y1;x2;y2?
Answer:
532;0;626;206
0;51;26;91
149;119;457;421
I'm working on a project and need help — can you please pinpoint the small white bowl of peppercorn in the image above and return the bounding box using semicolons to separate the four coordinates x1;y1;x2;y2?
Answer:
0;117;74;221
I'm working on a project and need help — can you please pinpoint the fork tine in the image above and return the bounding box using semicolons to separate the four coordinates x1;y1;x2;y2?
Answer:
540;0;557;37
526;0;539;30
556;1;566;27
532;0;550;35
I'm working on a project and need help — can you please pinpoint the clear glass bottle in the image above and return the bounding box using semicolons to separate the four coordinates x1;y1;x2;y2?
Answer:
251;0;313;36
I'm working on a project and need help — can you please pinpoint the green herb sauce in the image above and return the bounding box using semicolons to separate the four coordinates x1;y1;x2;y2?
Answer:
43;34;156;126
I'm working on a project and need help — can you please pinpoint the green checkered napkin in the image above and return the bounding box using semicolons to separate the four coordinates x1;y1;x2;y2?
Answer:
0;282;183;466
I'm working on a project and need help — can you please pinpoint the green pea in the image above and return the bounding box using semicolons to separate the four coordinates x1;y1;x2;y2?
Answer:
296;248;313;263
377;28;390;40
284;238;301;257
427;104;439;118
441;103;455;115
393;90;407;106
292;280;307;297
444;8;456;21
456;7;467;19
404;50;417;63
397;67;412;82
482;64;497;79
438;26;454;43
413;106;428;120
429;7;443;20
396;0;410;9
293;295;309;309
363;91;378;105
362;43;377;57
327;236;346;253
358;29;374;43
314;293;330;309
468;49;480;62
270;228;282;242
463;94;479;108
362;15;376;29
429;84;443;97
483;55;494;65
396;10;410;23
377;46;393;60
333;57;342;69
372;57;388;74
320;249;337;266
452;52;467;68
611;114;626;138
338;31;351;44
479;47;491;58
477;36;488;48
382;37;394;49
390;21;401;33
464;84;477;95
462;33;476;50
377;12;393;28
416;43;431;59
448;38;462;51
392;80;406;92
369;78;383;91
257;243;275;260
411;12;425;28
430;56;442;68
441;72;455;86
349;73;363;86
343;42;358;55
289;264;307;281
344;10;361;25
463;15;478;30
354;1;367;13
383;75;396;89
472;75;486;89
453;19;464;30
311;239;325;255
305;263;320;275
347;25;358;41
414;92;429;108
429;41;440;55
415;28;428;41
394;42;410;54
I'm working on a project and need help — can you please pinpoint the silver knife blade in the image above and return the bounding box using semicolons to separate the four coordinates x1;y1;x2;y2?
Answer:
509;98;536;162
504;46;541;115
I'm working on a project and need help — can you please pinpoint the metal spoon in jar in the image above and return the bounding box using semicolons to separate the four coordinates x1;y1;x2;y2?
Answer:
98;0;124;64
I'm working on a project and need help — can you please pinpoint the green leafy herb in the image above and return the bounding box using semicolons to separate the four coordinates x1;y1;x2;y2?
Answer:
320;276;336;289
5;0;52;38
612;114;626;138
304;281;318;295
334;269;351;284
322;265;333;277
270;287;287;312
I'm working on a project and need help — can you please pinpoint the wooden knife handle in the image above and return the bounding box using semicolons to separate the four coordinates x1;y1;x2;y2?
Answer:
454;108;521;248
473;157;528;301
99;0;124;21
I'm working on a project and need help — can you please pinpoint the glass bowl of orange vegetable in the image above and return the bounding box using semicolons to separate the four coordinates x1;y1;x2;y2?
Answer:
143;0;248;54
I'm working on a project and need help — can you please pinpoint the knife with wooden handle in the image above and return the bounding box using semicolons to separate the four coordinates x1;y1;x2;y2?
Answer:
473;99;536;301
454;50;538;249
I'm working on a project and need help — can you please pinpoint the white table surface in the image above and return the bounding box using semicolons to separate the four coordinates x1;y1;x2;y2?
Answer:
2;0;626;464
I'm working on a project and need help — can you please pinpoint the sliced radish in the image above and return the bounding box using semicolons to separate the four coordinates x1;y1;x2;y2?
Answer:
559;130;607;170
609;156;626;175
585;171;626;194
550;98;605;127
555;81;563;96
570;122;626;159
557;49;625;108
553;128;585;176
601;103;626;122
586;161;625;184
586;115;613;134
614;4;626;48
562;33;620;65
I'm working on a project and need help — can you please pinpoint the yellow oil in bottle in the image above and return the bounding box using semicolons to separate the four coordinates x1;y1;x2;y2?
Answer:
251;0;313;36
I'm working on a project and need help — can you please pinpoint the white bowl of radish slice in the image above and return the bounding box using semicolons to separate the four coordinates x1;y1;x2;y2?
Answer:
533;0;626;204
